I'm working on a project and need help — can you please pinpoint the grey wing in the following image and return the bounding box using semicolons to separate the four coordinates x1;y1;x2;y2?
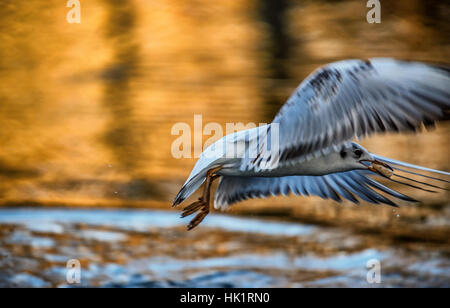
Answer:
246;58;450;171
214;171;416;210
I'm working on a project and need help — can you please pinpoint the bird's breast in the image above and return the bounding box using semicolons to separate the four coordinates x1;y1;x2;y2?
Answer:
218;153;346;177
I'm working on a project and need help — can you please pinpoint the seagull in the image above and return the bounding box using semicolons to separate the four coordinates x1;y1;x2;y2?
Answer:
173;58;450;230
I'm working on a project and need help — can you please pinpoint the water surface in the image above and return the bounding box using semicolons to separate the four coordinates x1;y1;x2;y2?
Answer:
0;208;448;287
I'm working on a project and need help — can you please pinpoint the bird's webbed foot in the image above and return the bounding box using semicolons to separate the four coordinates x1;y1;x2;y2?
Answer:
181;197;210;230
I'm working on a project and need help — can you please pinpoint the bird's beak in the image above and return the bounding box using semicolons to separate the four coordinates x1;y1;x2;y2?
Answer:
360;159;394;178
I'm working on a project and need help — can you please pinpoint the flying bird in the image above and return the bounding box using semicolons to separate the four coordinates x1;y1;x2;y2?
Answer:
173;58;450;230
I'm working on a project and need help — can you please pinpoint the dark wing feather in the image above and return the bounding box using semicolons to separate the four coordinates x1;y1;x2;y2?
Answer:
244;58;450;171
214;170;417;210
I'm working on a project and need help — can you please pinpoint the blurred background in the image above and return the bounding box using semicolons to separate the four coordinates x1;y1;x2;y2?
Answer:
0;0;449;287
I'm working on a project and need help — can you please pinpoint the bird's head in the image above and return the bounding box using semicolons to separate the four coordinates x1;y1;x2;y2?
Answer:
339;142;393;177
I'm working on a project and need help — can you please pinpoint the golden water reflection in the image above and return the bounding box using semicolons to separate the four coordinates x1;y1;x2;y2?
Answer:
0;0;448;211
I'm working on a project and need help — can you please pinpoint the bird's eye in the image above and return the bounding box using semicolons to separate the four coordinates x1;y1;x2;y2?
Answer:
354;149;363;157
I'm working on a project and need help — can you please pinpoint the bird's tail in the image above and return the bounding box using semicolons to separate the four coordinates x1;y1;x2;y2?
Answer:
372;154;450;192
172;149;223;206
172;171;206;207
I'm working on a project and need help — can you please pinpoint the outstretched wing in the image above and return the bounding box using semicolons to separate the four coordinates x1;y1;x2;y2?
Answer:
214;170;417;210
245;58;450;171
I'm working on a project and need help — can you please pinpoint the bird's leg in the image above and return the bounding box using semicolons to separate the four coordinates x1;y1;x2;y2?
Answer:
181;166;221;230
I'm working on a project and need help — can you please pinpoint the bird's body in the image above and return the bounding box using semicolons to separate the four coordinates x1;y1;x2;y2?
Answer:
173;58;450;230
201;130;368;178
